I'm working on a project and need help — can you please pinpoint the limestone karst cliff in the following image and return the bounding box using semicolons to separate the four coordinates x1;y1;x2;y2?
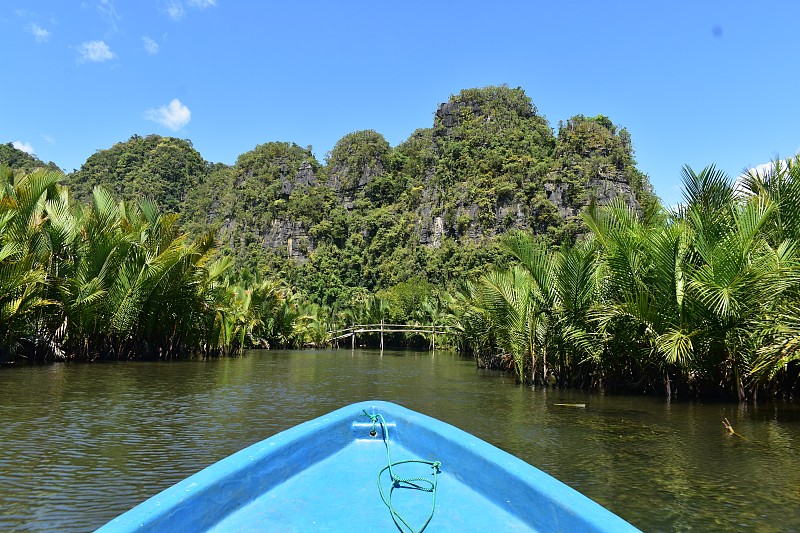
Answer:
40;85;655;298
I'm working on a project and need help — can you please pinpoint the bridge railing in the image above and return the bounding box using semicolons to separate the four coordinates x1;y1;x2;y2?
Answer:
327;323;456;350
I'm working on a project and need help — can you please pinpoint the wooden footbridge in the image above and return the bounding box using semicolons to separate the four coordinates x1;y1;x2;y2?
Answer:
328;323;454;350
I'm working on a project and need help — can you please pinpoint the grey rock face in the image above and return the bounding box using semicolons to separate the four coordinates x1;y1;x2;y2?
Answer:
587;174;640;209
263;219;314;262
328;161;383;194
281;161;318;196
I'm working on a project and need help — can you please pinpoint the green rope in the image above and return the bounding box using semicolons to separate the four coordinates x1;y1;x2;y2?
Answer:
362;410;441;533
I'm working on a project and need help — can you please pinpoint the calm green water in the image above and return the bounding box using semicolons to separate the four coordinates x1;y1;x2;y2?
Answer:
1;349;799;532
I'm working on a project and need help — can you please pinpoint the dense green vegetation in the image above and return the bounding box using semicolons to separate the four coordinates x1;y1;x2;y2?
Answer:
67;134;208;216
0;143;61;174
554;114;656;214
0;166;328;360
451;161;800;400
60;86;654;304
4;85;799;401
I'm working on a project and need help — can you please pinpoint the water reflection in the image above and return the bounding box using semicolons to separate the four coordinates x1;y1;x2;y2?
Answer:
0;350;798;532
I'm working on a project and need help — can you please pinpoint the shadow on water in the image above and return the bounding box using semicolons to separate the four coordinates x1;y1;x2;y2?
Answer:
1;349;799;532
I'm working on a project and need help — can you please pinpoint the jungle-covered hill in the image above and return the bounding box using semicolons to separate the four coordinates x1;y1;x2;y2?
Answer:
5;86;656;305
0;143;62;174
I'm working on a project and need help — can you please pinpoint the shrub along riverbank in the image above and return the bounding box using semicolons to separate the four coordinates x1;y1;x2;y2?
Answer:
2;162;800;401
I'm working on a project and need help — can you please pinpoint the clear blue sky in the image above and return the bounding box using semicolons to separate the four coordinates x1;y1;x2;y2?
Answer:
3;1;799;207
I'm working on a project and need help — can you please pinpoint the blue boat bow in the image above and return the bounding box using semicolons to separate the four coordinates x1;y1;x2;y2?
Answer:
98;400;640;532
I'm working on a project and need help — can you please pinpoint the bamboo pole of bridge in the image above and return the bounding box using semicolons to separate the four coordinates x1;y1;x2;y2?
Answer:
326;324;452;349
380;318;384;352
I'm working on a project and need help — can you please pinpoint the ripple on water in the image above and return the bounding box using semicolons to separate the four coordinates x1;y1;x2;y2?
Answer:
1;351;799;532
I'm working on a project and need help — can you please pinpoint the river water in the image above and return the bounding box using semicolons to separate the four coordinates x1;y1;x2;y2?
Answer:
1;349;798;532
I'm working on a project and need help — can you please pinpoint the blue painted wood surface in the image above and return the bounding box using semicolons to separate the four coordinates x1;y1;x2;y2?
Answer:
98;400;640;532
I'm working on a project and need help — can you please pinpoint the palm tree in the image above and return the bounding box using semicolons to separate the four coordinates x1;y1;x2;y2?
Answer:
585;166;798;399
551;240;602;386
498;232;558;383
478;265;540;383
742;157;800;387
0;244;50;361
445;281;495;363
0;167;61;361
291;302;331;348
739;155;800;243
688;198;781;399
501;231;603;386
751;301;800;386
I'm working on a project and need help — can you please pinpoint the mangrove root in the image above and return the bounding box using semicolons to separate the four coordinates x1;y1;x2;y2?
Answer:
723;417;746;439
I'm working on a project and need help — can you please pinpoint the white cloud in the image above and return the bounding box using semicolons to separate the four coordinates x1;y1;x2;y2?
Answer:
745;161;783;177
742;151;800;180
164;0;215;20
12;141;35;154
29;23;50;43
165;1;185;20
142;36;159;55
145;99;191;131
43;134;56;145
77;40;115;62
736;155;800;197
97;0;120;32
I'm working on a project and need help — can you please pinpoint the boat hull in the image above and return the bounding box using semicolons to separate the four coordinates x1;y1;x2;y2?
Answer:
99;400;639;532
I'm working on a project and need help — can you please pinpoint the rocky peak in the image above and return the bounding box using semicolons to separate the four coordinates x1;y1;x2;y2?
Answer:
325;130;392;207
281;160;318;196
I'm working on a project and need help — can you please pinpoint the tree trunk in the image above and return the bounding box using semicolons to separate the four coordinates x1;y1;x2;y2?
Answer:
735;365;746;402
542;345;548;387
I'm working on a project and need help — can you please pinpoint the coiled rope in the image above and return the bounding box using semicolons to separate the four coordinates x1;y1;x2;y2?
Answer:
362;410;441;533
